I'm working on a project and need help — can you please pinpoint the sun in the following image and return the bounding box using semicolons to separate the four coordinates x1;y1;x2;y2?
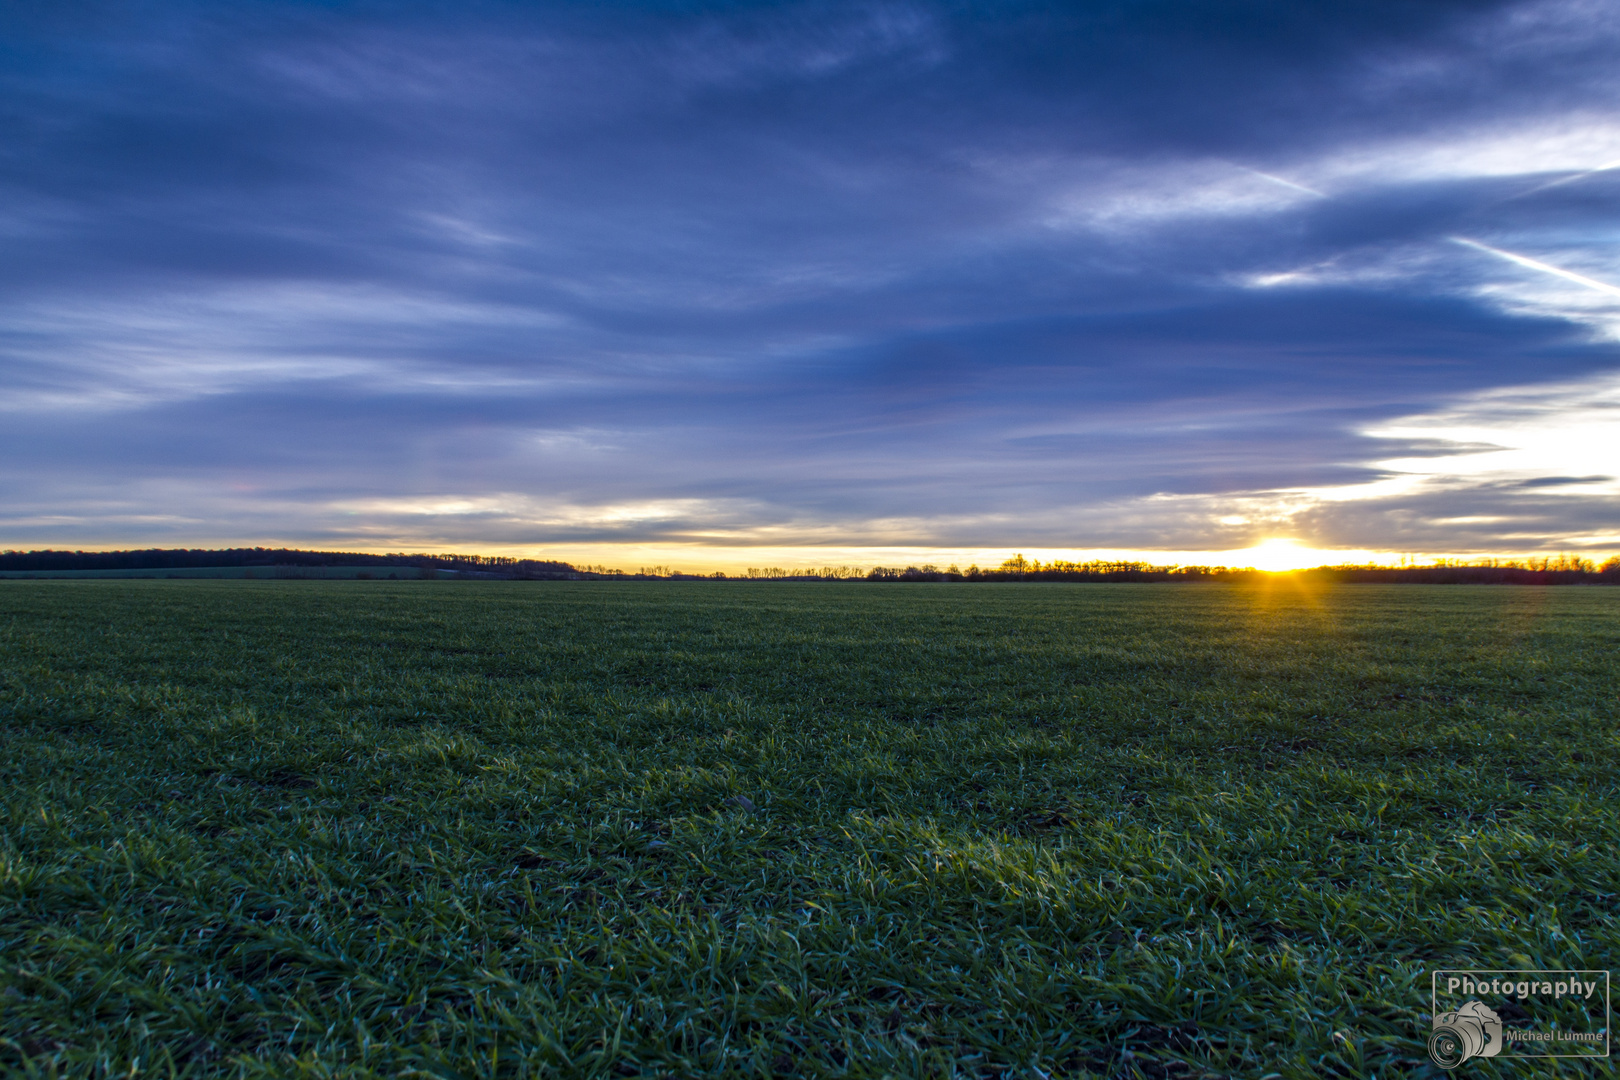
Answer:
1243;538;1322;572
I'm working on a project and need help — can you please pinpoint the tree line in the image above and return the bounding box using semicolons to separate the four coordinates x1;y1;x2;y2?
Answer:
862;554;1620;583
0;548;579;578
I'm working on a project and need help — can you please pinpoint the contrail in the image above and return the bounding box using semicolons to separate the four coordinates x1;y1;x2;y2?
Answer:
1245;169;1326;198
1512;158;1620;199
1450;237;1620;300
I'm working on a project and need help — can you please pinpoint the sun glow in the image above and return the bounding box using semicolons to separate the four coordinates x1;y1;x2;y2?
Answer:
1243;539;1324;572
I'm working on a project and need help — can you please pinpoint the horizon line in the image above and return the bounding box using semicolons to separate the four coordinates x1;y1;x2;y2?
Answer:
5;541;1616;577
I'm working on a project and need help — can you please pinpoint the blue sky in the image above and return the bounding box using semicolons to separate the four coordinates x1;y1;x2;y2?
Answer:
3;1;1619;569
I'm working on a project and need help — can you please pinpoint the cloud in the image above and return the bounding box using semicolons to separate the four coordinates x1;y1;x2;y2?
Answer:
2;0;1620;560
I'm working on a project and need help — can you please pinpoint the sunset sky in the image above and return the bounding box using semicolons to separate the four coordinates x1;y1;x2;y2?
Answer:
4;1;1619;571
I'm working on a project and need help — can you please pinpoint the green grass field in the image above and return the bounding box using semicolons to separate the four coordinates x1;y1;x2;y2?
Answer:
1;581;1615;1078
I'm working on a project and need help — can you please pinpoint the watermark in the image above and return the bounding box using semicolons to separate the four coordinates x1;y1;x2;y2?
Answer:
1430;970;1610;1069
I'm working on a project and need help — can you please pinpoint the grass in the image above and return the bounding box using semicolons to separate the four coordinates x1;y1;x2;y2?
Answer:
0;580;1615;1078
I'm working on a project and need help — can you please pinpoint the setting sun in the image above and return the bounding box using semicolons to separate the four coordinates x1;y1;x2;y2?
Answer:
1243;538;1325;572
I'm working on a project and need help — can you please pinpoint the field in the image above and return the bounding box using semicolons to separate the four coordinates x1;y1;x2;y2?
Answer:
1;581;1616;1078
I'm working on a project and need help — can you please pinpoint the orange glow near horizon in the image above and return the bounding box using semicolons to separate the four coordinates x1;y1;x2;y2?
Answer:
15;539;1613;575
1242;539;1333;573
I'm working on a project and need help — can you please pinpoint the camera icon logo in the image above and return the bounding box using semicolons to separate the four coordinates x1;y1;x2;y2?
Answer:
1429;999;1503;1068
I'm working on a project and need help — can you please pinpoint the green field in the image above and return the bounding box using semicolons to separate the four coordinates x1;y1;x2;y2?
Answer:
1;581;1615;1078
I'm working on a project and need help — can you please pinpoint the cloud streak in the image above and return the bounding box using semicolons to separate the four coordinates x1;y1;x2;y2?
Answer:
1;0;1619;565
1451;237;1620;300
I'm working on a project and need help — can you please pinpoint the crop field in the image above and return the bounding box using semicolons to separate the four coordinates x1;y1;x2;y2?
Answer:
1;581;1616;1079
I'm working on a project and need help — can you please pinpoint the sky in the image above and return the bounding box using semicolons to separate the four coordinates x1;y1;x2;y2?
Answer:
3;0;1619;572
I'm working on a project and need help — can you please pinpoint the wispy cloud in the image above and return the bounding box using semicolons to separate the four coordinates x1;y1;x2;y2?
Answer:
3;0;1620;561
